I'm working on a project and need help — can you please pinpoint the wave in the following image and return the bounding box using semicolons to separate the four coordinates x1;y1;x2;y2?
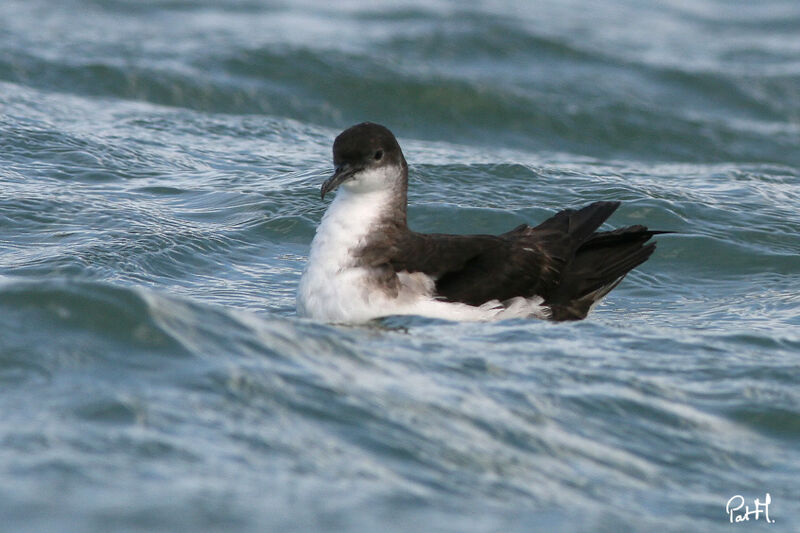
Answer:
1;276;797;532
2;2;800;529
2;23;799;166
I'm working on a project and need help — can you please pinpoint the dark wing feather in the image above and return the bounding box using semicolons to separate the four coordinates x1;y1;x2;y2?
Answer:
388;232;504;279
384;201;660;320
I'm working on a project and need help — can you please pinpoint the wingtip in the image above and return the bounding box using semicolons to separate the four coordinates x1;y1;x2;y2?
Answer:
594;200;621;210
583;200;621;219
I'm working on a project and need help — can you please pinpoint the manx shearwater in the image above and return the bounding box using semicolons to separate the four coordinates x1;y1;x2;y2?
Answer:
297;122;663;323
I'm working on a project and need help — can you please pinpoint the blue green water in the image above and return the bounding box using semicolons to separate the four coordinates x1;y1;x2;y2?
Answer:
1;0;799;531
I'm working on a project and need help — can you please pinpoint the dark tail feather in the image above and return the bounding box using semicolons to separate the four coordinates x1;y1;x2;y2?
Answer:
545;225;659;321
530;201;621;246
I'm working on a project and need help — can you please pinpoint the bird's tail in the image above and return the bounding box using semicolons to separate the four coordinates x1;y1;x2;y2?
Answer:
524;201;665;320
546;223;663;320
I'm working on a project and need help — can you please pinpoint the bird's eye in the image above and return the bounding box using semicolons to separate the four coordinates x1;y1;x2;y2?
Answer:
374;150;383;160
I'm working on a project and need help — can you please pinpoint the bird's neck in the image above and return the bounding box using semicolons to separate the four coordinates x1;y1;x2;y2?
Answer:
309;187;406;268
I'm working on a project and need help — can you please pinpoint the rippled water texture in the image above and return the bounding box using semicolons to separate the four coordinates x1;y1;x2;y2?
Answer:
1;0;799;531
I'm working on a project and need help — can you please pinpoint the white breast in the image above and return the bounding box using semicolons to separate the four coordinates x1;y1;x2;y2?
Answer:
296;187;394;322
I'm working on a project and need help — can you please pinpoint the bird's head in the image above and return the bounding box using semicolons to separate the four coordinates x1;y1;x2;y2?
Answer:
321;122;407;200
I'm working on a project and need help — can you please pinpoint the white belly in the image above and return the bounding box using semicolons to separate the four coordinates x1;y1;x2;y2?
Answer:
297;262;388;323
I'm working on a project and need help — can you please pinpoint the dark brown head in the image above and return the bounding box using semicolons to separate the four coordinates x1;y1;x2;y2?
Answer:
321;122;408;200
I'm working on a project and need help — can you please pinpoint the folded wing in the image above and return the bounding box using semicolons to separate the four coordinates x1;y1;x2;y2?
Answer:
384;201;660;320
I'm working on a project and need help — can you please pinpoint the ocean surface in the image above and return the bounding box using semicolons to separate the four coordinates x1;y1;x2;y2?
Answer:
1;0;799;531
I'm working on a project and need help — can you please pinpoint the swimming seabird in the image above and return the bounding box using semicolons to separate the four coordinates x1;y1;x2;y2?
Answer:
297;122;662;323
